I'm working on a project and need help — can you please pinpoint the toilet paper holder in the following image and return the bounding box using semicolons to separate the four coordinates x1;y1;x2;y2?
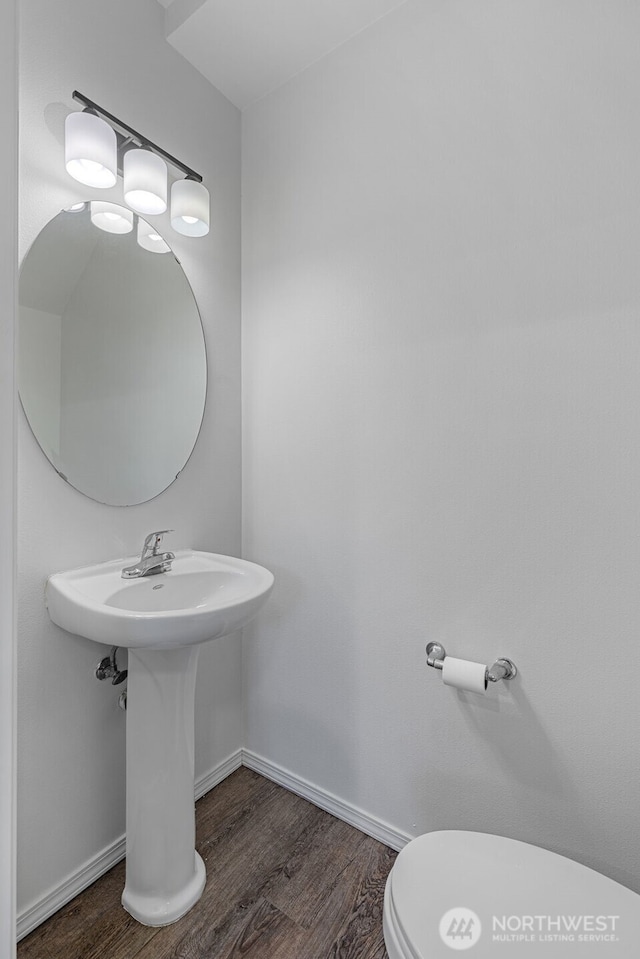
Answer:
426;643;517;683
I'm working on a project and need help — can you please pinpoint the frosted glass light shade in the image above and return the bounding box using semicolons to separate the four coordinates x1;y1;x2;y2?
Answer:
65;112;117;189
137;218;170;254
124;149;167;215
90;201;134;234
171;180;210;237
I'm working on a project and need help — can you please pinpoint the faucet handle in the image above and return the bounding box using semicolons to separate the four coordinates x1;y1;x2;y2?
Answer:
142;529;174;556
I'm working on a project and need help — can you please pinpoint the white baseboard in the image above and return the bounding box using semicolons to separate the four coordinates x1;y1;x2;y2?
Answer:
18;747;409;941
195;748;243;801
241;749;412;852
17;748;243;941
17;835;127;942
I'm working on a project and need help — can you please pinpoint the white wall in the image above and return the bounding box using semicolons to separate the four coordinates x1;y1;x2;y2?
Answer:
18;0;241;919
0;0;17;952
243;0;640;892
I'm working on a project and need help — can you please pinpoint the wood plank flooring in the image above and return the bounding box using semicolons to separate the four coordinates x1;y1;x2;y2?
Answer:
18;768;396;959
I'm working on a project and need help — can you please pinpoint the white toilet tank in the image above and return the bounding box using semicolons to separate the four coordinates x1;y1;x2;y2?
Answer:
383;831;640;957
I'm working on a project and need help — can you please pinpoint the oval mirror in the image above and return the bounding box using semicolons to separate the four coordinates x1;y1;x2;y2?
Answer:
18;202;207;506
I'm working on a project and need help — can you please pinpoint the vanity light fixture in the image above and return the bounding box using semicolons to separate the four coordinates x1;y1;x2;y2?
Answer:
90;201;133;235
124;149;167;215
65;110;117;189
65;91;209;238
171;179;210;237
137;219;170;254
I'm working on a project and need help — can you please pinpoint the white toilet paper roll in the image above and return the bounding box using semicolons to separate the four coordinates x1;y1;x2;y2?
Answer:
442;657;488;694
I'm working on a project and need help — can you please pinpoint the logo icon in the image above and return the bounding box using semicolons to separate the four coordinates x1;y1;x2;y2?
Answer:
439;908;482;950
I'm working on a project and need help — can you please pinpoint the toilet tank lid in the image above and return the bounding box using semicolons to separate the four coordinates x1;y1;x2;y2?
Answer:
388;831;640;957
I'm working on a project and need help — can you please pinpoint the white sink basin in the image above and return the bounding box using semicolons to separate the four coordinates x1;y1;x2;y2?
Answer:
46;549;274;649
45;548;274;928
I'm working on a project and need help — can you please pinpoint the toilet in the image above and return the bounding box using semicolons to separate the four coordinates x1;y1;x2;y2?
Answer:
383;831;640;956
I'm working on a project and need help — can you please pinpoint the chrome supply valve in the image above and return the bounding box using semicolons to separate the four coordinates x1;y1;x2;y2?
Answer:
96;646;128;685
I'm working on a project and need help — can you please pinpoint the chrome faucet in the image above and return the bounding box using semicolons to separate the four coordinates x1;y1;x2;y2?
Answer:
121;530;175;579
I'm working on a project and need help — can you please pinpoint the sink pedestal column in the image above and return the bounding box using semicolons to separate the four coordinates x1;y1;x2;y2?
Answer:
122;646;206;926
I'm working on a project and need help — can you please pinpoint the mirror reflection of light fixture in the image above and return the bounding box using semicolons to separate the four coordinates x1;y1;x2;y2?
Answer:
171;179;210;237
90;201;134;234
137;219;170;254
64;92;210;240
65;111;117;189
124;149;168;216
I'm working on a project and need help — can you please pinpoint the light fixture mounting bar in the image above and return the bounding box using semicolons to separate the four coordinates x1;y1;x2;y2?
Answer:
72;91;203;184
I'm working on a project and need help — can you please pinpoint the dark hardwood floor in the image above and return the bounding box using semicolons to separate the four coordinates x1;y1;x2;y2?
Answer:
18;768;396;959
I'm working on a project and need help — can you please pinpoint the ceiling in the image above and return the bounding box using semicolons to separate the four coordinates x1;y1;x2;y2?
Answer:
156;0;409;110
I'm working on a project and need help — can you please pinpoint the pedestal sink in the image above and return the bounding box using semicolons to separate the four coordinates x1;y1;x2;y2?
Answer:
45;549;274;926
